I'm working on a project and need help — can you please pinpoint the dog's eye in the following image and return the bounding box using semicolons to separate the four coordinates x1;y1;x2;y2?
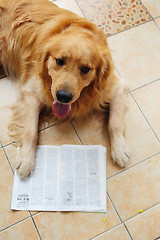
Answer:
81;66;91;74
56;58;64;66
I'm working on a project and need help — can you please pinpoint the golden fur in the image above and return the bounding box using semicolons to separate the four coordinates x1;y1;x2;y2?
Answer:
0;0;130;178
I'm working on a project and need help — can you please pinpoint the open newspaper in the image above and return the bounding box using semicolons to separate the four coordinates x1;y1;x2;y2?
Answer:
11;145;107;212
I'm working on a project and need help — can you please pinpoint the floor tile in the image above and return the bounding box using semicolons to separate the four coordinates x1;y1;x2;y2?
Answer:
108;21;160;90
72;93;160;178
93;224;131;240
108;154;160;221
0;149;29;231
141;0;160;18
125;204;160;240
38;120;81;145
0;218;39;240
76;0;151;36
33;196;121;240
132;80;160;140
51;0;84;17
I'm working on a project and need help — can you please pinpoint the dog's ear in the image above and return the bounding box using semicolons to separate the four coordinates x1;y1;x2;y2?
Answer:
94;46;112;92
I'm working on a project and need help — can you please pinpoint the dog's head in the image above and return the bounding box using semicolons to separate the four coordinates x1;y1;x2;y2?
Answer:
42;27;111;118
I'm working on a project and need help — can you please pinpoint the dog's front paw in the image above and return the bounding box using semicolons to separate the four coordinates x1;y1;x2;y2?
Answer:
16;148;35;178
111;138;130;168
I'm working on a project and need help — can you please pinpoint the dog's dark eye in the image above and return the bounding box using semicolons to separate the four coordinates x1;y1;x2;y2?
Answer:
56;58;64;66
81;66;91;74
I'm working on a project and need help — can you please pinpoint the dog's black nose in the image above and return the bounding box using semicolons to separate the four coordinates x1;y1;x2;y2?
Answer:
56;90;73;103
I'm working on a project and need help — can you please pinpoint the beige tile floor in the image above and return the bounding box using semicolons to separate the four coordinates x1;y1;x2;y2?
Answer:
0;0;160;239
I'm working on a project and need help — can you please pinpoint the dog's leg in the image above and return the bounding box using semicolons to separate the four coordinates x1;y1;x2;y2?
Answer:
9;92;43;178
108;78;130;167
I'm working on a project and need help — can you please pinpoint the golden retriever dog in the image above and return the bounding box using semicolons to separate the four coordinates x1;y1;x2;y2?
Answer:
0;0;130;178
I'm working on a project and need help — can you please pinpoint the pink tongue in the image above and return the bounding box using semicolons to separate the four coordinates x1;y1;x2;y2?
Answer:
53;100;71;118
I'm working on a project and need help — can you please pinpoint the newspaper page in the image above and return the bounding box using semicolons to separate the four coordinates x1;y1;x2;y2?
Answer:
11;145;107;212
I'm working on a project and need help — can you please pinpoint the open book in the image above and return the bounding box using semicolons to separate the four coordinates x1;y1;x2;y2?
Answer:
11;145;107;212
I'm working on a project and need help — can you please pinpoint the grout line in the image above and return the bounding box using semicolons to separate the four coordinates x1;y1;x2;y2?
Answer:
124;201;160;223
29;211;43;240
130;78;160;93
2;122;58;147
107;152;160;180
107;192;123;223
153;18;160;31
107;19;153;39
1;142;14;175
0;216;31;234
154;16;160;20
89;223;123;240
124;223;134;240
30;211;42;217
70;120;83;145
115;66;121;77
38;123;57;133
140;0;154;20
130;92;160;142
74;0;86;18
2;142;16;148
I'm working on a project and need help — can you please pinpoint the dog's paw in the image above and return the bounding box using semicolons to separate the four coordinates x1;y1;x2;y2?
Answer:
16;159;34;179
111;139;130;168
16;148;35;178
